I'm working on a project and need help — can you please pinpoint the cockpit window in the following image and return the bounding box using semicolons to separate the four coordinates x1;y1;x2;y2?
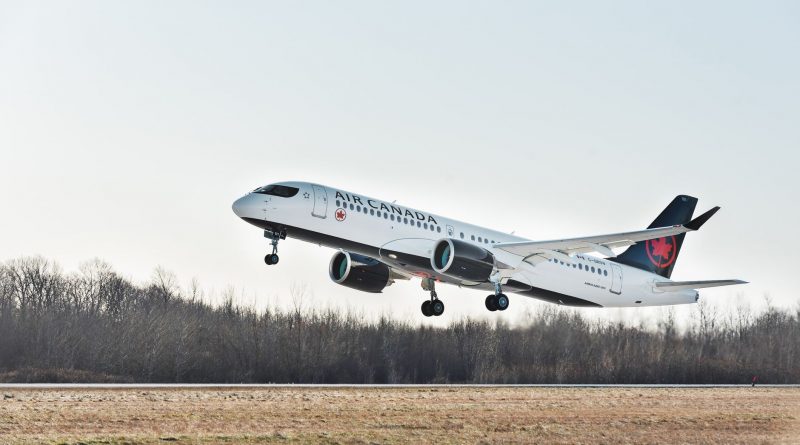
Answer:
253;185;299;198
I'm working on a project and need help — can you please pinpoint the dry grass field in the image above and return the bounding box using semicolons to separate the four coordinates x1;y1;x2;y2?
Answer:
0;386;798;444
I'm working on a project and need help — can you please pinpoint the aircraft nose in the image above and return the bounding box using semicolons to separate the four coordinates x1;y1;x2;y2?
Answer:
232;195;249;218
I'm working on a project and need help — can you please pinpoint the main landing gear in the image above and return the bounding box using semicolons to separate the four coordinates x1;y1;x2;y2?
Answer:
263;229;286;266
420;278;445;317
485;281;510;312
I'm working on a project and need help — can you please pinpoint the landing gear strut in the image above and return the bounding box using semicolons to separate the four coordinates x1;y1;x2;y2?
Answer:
263;229;286;266
485;280;509;312
420;278;445;317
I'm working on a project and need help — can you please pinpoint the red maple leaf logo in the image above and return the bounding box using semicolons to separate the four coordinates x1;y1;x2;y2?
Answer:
335;208;346;221
646;236;677;268
650;238;673;260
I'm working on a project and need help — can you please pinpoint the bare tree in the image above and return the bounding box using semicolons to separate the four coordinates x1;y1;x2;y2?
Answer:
1;256;799;384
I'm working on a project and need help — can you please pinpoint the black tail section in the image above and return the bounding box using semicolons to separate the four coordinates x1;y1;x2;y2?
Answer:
611;195;698;278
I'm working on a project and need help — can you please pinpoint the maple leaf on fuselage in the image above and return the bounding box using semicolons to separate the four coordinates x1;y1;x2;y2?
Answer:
650;238;673;260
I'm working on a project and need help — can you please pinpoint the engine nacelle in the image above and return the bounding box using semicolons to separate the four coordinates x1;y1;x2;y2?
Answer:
431;239;495;283
329;251;393;293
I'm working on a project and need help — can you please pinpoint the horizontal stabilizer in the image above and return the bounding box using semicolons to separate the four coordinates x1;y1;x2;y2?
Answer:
654;279;747;292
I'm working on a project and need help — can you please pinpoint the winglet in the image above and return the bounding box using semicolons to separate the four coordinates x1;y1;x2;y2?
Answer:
684;206;720;231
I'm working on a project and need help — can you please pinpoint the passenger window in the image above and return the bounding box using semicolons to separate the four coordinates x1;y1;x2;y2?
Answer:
604;269;608;276
437;226;441;233
336;200;341;207
591;267;595;273
370;209;375;216
384;213;388;219
478;237;482;242
424;223;428;230
390;215;395;221
417;221;421;228
349;203;354;210
356;206;361;212
460;232;465;239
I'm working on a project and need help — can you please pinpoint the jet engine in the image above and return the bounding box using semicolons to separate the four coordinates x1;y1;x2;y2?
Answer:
431;239;495;282
329;251;394;293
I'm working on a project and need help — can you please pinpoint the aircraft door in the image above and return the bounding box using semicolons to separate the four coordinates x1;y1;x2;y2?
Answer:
610;263;623;295
312;185;328;218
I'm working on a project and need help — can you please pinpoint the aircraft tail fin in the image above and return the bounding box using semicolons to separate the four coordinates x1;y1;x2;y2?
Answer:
611;195;697;279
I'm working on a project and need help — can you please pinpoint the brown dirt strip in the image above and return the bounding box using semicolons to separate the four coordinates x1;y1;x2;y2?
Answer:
0;387;798;444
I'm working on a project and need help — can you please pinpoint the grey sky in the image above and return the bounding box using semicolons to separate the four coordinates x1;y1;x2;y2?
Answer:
1;1;798;324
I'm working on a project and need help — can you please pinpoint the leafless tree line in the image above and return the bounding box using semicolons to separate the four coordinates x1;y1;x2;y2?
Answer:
0;257;798;383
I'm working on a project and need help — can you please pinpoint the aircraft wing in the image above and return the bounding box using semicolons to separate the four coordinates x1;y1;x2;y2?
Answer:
653;280;748;292
494;207;720;265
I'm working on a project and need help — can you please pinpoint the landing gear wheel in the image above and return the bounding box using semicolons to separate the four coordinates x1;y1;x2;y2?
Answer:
430;299;445;316
420;279;444;317
421;300;433;317
264;229;284;267
486;277;509;312
485;295;498;312
495;293;509;311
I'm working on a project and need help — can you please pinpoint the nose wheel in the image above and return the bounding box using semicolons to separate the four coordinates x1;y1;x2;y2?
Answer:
263;229;286;266
421;279;445;317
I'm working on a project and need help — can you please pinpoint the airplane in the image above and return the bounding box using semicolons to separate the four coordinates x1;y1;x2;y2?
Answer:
232;181;746;316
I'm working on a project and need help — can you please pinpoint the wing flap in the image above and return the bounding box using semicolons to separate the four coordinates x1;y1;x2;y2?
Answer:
496;225;687;259
495;207;720;261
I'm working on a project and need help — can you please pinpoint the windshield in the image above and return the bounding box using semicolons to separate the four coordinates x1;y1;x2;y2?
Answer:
253;184;299;198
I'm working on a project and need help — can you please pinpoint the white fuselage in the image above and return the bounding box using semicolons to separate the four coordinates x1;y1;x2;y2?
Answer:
232;182;699;308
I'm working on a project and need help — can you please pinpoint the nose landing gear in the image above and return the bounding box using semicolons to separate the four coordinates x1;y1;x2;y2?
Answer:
263;229;286;266
421;278;445;317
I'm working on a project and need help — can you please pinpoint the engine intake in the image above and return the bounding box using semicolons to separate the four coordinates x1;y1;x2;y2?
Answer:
329;251;393;293
431;239;495;283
